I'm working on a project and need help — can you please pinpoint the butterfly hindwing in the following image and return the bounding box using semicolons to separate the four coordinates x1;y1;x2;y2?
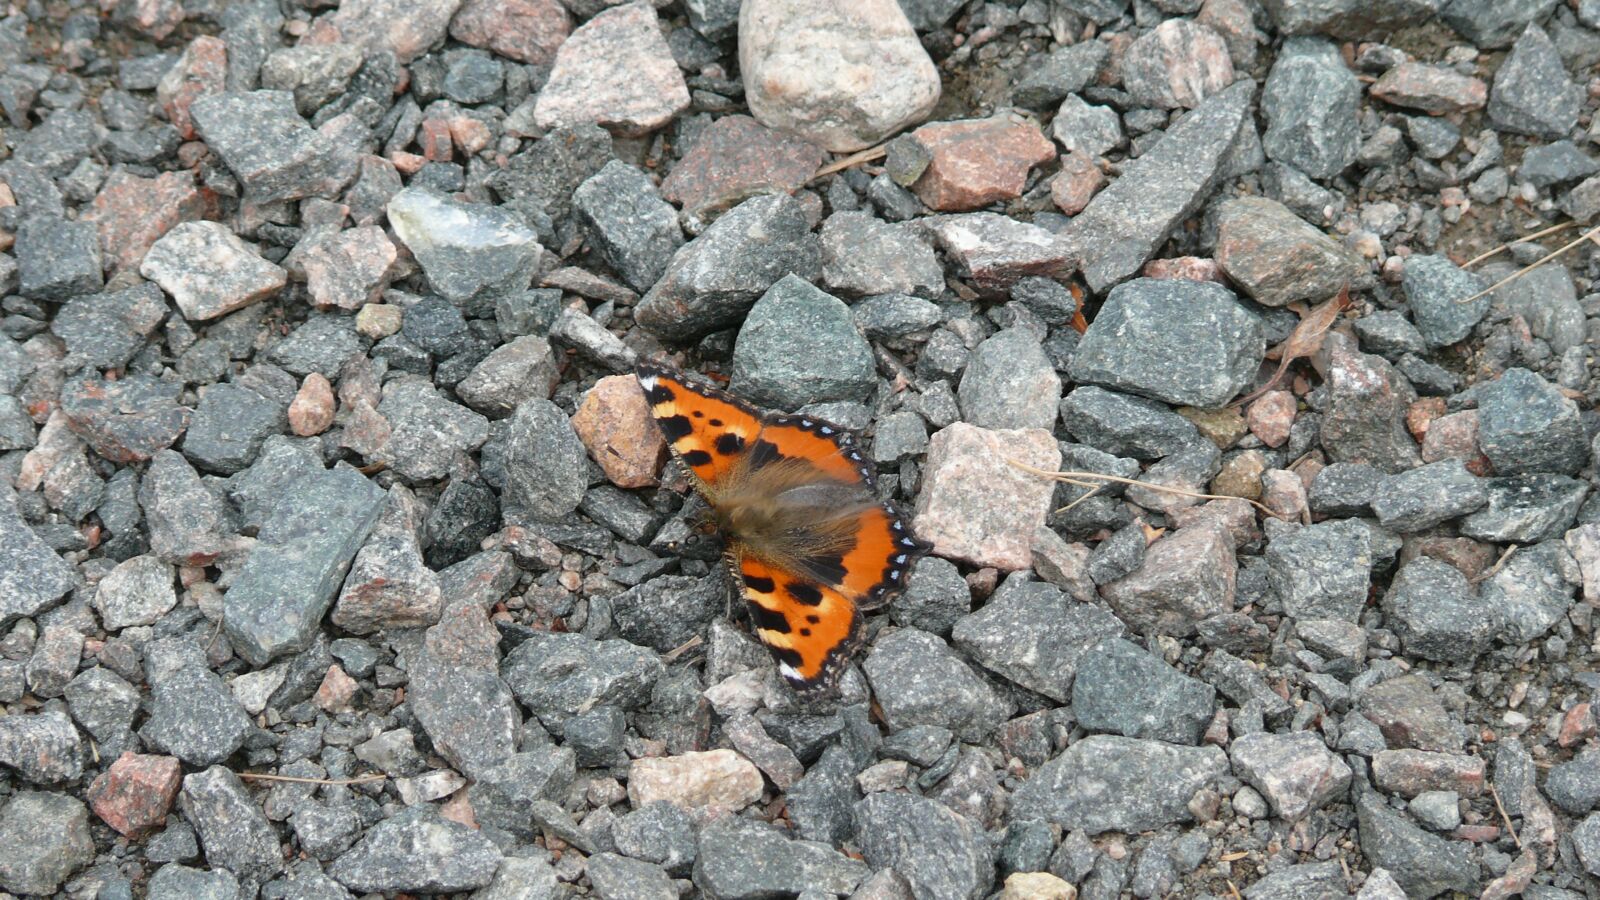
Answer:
731;547;862;694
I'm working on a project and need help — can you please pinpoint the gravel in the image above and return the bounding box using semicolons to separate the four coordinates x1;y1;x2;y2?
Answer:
3;3;1600;898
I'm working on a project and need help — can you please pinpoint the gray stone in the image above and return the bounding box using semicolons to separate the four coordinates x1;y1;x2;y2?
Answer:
1575;813;1600;877
0;484;77;629
0;792;94;896
456;335;560;418
467;748;577;837
1479;539;1577;645
94;554;176;631
1543;748;1600;814
387;186;543;304
182;383;285;475
375;377;491;482
693;817;869;898
1229;731;1352;821
141;665;252;765
1307;462;1379;517
1383;557;1498;662
60;372;190;464
1460;475;1588;543
1486;259;1586;355
1242;861;1348;900
611;574;723;653
1259;0;1441;39
1068;278;1263;408
1354;791;1476;897
15;214;102;301
1100;521;1236;636
500;398;588;522
820;210;943;299
890;555;972;636
957;327;1061;431
615;802;698;875
1519;140;1599;187
854;793;993;900
1478;367;1588;476
951;578;1123;702
1072;637;1215;744
0;709;84;783
147;863;240;900
502;632;663;732
1263;519;1373;621
1261;38;1360;179
1358;674;1462;752
140;449;240;566
1401;255;1489;348
636;193;822;342
862;627;1014;742
406;615;522;780
51;283;168;371
1060;79;1254;292
730;275;876;409
190;91;361;204
223;466;385;665
919;213;1074;295
589;854;675;900
1318;333;1421;473
180;766;284;886
1013;42;1110;109
1051;94;1124;159
1489;25;1581;140
1441;0;1558;48
1201;649;1292;718
852;293;942;341
573;160;683;292
329;806;501;894
1011;735;1229;834
1370;459;1488;532
1059;386;1203;459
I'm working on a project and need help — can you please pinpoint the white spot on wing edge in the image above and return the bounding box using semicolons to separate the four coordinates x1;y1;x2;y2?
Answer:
779;663;802;681
638;374;658;390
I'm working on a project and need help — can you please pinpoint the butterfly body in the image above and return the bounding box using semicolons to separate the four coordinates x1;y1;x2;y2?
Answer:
637;362;931;696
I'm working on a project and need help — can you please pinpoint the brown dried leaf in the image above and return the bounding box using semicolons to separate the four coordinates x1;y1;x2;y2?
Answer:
1233;285;1351;408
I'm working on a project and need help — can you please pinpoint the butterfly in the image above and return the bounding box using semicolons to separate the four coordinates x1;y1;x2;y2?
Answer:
636;361;931;697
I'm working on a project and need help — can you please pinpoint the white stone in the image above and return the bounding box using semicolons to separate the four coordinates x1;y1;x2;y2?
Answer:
740;0;941;152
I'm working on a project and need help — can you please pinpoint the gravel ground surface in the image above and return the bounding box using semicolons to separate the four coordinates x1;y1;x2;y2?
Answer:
3;0;1600;898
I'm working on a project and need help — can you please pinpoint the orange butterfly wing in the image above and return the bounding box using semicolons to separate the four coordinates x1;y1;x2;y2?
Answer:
636;363;931;695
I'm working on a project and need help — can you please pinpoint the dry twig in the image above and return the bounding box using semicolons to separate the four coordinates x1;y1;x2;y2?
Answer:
1489;783;1525;852
1462;221;1576;268
236;771;387;786
1455;221;1600;304
1006;459;1279;518
809;144;889;183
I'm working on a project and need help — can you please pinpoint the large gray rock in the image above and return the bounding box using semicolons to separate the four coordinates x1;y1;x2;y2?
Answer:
0;484;77;629
1060;79;1255;292
1072;638;1215;745
1260;38;1360;179
387;186;543;304
853;793;993;900
329;806;502;894
0;792;94;896
730;275;876;409
950;578;1123;702
636;194;822;342
223;466;385;665
1068;278;1264;408
1011;735;1229;834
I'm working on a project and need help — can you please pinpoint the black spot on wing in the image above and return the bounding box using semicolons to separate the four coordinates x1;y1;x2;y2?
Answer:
770;645;804;668
658;414;693;441
714;432;746;455
806;614;821;624
681;449;713;467
747;603;791;634
742;573;776;593
787;582;823;606
747;438;783;470
709;418;724;427
804;554;848;586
